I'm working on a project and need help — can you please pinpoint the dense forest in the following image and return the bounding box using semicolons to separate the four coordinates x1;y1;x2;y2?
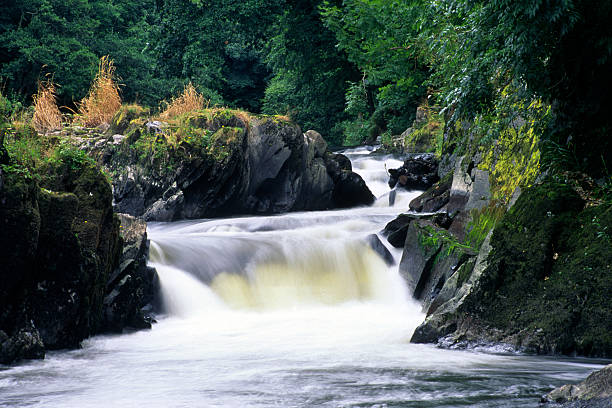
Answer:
2;0;610;175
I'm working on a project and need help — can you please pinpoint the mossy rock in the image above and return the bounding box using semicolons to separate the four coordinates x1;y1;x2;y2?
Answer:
108;104;150;135
466;181;612;356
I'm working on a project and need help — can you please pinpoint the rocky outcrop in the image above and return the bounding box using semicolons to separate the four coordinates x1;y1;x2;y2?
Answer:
409;181;612;357
388;153;439;190
88;110;373;221
542;364;612;406
0;161;122;363
101;214;159;333
382;212;477;317
0;154;160;364
407;155;491;242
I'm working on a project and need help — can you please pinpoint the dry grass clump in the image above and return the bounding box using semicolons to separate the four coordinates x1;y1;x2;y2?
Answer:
77;55;122;127
160;83;207;119
32;78;62;133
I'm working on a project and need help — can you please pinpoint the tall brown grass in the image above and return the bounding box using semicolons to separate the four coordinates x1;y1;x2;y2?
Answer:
76;55;121;127
160;83;207;119
32;78;62;133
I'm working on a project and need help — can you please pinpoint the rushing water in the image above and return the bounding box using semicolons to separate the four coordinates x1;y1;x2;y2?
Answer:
0;147;608;407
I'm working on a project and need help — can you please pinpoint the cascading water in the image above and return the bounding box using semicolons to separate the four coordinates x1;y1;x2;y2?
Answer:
0;146;606;408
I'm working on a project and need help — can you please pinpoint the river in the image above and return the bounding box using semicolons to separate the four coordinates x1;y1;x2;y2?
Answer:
0;147;607;407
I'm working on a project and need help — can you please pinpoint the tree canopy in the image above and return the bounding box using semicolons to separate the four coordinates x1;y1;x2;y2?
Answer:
1;0;611;169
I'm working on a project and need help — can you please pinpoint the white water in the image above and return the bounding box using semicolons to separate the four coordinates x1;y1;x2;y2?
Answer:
0;146;607;407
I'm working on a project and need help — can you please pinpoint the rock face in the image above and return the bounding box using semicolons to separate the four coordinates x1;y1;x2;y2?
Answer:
543;364;612;406
0;158;160;364
388;153;439;191
95;110;373;221
101;214;159;333
0;162;122;363
409;181;612;357
383;212;477;316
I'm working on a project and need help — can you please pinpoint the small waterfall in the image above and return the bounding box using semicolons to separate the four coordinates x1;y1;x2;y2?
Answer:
148;146;420;316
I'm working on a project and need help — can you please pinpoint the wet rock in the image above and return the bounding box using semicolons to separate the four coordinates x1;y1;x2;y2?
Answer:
383;212;454;248
331;170;375;208
0;161;123;362
542;364;612;405
101;214;160;333
365;234;394;266
409;173;452;212
410;231;492;344
388;153;439;190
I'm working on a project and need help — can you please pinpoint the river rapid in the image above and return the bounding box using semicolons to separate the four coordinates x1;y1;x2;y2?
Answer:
0;147;607;407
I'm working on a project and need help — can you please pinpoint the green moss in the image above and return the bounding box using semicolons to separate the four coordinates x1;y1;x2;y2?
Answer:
404;111;444;155
109;104;150;135
465;181;612;356
464;203;506;249
455;258;477;288
207;126;244;162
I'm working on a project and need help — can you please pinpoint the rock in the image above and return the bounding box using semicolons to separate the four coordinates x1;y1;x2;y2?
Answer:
409;173;452;212
383;212;454;248
331;170;375;208
101;214;160;333
305;130;327;157
542;364;612;405
365;234;394;266
146;121;163;134
112;134;125;144
388;153;439;190
0;160;123;362
410;231;492;344
0;323;44;364
104;112;372;220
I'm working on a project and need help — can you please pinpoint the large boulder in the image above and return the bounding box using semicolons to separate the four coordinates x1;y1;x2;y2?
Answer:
409;173;452;212
98;111;373;220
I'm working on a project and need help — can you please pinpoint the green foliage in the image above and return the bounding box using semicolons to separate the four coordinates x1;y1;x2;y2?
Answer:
404;107;444;155
467;182;612;356
321;0;428;145
0;0;161;105
262;1;359;146
1;120;94;182
418;224;473;259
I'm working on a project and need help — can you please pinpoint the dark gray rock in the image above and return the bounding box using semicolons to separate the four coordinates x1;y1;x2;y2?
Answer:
411;231;492;344
365;234;394;266
331;170;375;208
383;212;453;248
104;117;372;220
409;174;452;212
542;364;612;405
0;323;44;364
388;153;439;190
101;214;160;333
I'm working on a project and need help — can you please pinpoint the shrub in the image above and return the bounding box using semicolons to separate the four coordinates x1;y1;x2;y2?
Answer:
160;83;207;120
32;79;62;133
76;56;122;127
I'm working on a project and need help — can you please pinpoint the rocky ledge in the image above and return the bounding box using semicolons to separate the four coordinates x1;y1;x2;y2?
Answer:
385;150;611;358
77;107;374;221
0;154;159;365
